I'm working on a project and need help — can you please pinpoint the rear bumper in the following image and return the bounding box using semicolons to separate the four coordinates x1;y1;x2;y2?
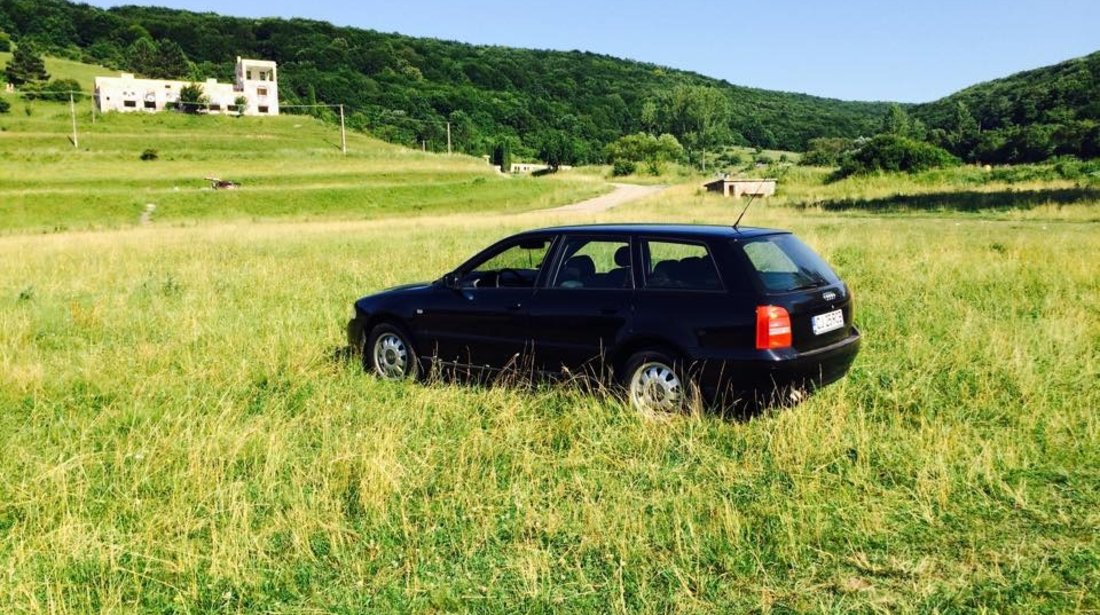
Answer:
694;327;861;395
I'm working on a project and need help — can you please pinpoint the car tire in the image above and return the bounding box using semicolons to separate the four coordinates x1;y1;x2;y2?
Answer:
622;350;693;415
364;323;419;381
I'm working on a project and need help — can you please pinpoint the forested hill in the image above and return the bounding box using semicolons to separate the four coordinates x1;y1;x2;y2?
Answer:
913;52;1100;163
5;1;1096;164
0;0;890;160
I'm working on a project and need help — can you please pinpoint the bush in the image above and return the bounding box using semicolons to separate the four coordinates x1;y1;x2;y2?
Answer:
22;79;84;102
140;148;158;161
714;149;744;169
0;98;9;114
178;83;208;114
604;132;683;175
0;32;11;53
834;134;958;179
801;137;854;166
611;160;637;176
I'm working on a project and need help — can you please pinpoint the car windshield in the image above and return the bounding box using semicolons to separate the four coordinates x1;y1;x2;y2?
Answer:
740;235;839;292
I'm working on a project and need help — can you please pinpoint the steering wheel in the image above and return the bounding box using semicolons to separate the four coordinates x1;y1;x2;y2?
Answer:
496;268;523;288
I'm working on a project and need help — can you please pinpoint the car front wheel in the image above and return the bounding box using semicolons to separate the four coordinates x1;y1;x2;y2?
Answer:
365;323;418;381
623;350;690;415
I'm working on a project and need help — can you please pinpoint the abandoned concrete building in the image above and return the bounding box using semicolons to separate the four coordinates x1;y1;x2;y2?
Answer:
94;57;279;116
704;177;778;198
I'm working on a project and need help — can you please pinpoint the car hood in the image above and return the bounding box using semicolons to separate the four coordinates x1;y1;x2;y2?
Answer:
380;281;433;294
356;281;433;306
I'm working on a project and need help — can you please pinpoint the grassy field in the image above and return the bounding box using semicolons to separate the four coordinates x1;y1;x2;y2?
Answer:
0;99;609;232
1;183;1097;612
0;51;114;92
2;56;1099;612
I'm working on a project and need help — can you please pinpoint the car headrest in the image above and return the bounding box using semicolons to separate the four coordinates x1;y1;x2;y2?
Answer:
614;245;631;267
652;260;677;278
564;255;595;277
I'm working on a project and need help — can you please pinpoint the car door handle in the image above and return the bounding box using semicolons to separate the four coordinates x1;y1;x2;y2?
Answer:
508;303;523;311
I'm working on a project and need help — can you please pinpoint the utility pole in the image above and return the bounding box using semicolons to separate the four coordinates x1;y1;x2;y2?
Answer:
446;121;452;155
339;104;347;155
69;93;78;149
90;94;96;124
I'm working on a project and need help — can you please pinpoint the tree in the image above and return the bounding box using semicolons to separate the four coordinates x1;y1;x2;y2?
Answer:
151;39;190;79
126;37;158;76
660;86;731;169
0;31;11;53
178;83;208;113
537;130;577;169
1082;124;1100;159
605;132;684;175
491;142;511;172
942;101;980;160
881;103;912;137
4;44;49;87
0;98;10;114
640;100;659;134
234;95;248;117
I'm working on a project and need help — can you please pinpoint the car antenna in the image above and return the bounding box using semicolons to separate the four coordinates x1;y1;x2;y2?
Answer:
733;162;792;230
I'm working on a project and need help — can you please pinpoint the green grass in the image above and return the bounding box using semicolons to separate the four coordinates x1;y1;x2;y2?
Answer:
2;59;1099;610
0;100;610;232
0;51;115;92
1;191;1097;612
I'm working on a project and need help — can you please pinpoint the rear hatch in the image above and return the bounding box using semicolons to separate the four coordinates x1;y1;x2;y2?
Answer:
739;233;854;352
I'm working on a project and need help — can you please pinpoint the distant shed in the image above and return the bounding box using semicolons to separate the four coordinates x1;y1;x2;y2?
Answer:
704;177;777;198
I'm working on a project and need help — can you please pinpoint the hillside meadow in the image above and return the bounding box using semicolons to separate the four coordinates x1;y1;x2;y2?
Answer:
0;99;609;233
1;176;1098;611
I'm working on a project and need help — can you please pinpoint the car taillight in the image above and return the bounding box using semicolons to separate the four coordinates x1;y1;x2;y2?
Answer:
756;305;792;350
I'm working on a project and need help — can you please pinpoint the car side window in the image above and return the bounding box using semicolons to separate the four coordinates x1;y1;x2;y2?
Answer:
551;237;633;289
643;240;723;291
461;237;550;289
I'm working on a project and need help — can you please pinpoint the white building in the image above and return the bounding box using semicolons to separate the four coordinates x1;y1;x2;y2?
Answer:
94;57;279;116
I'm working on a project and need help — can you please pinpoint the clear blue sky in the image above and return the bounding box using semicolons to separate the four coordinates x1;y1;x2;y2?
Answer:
85;0;1099;102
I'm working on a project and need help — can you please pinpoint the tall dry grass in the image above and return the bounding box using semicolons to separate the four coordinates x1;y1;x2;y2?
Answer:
1;193;1096;612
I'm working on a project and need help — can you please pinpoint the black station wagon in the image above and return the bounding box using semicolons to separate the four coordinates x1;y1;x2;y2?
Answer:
348;224;860;413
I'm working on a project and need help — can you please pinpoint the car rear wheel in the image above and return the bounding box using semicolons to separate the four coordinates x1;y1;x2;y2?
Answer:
365;323;418;381
623;350;690;415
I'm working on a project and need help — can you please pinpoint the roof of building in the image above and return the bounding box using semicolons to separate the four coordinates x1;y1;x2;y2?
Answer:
704;177;778;185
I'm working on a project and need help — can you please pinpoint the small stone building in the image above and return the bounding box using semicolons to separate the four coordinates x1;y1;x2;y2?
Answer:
704;177;777;198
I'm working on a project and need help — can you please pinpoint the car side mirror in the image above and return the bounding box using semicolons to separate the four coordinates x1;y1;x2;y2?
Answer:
442;272;461;289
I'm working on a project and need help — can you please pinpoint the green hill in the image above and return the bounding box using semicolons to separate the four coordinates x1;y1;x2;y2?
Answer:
912;52;1100;163
0;49;112;90
3;1;1097;168
0;0;890;160
0;96;608;233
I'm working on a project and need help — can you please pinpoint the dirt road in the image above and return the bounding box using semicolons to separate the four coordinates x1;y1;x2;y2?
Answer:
546;182;667;213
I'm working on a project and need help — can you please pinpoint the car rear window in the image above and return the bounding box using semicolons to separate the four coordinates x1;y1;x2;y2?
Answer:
740;235;839;292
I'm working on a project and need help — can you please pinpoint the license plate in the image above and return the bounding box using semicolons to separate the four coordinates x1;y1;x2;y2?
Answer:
812;309;844;335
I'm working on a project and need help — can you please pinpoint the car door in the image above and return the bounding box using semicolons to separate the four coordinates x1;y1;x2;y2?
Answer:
527;235;635;375
630;237;746;362
417;235;553;370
